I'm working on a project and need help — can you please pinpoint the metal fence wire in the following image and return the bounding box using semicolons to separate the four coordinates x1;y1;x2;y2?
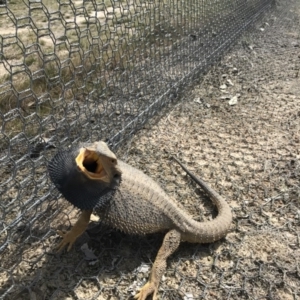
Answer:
3;0;299;299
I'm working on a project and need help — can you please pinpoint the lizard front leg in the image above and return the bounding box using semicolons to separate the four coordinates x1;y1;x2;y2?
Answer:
134;229;181;300
57;209;92;252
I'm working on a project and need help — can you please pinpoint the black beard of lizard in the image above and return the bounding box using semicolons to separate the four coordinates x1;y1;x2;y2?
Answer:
48;148;121;210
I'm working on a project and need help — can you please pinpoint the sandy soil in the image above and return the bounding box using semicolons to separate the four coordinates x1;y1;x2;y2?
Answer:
1;1;300;300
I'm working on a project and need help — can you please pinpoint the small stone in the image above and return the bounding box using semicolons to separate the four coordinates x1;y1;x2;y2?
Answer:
220;95;230;100
228;95;238;106
27;101;36;108
136;263;150;273
81;243;98;261
232;67;238;74
184;293;194;300
220;84;227;89
227;79;234;86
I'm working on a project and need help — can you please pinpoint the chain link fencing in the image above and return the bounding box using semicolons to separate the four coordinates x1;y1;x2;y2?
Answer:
2;0;299;299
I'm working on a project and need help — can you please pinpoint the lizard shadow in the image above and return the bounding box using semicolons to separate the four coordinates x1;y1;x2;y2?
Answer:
7;220;219;300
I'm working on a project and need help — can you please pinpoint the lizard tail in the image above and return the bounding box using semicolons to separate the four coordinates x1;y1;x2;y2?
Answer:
172;157;232;243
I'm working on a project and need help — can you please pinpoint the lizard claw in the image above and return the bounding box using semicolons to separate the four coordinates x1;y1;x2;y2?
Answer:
134;282;158;300
56;230;77;252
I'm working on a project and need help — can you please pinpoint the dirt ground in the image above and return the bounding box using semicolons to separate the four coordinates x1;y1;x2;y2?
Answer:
2;1;300;299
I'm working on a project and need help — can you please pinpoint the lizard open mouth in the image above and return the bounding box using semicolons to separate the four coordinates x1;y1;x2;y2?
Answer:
75;148;107;180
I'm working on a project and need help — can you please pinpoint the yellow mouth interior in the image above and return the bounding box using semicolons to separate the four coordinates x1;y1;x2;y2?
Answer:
75;148;108;180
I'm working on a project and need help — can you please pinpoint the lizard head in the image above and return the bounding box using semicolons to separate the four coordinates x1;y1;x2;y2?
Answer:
48;141;122;210
75;141;122;183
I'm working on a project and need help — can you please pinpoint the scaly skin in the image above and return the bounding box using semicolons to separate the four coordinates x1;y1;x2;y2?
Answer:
49;141;232;300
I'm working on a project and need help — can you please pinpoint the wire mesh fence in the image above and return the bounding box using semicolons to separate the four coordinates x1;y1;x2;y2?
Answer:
2;0;299;299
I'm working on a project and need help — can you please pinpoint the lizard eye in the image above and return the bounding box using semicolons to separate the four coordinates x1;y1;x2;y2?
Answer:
111;159;116;164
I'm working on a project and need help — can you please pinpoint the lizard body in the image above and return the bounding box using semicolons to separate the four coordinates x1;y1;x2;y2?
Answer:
48;141;232;300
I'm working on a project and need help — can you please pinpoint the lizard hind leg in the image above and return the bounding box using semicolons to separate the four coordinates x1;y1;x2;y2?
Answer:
134;229;181;300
